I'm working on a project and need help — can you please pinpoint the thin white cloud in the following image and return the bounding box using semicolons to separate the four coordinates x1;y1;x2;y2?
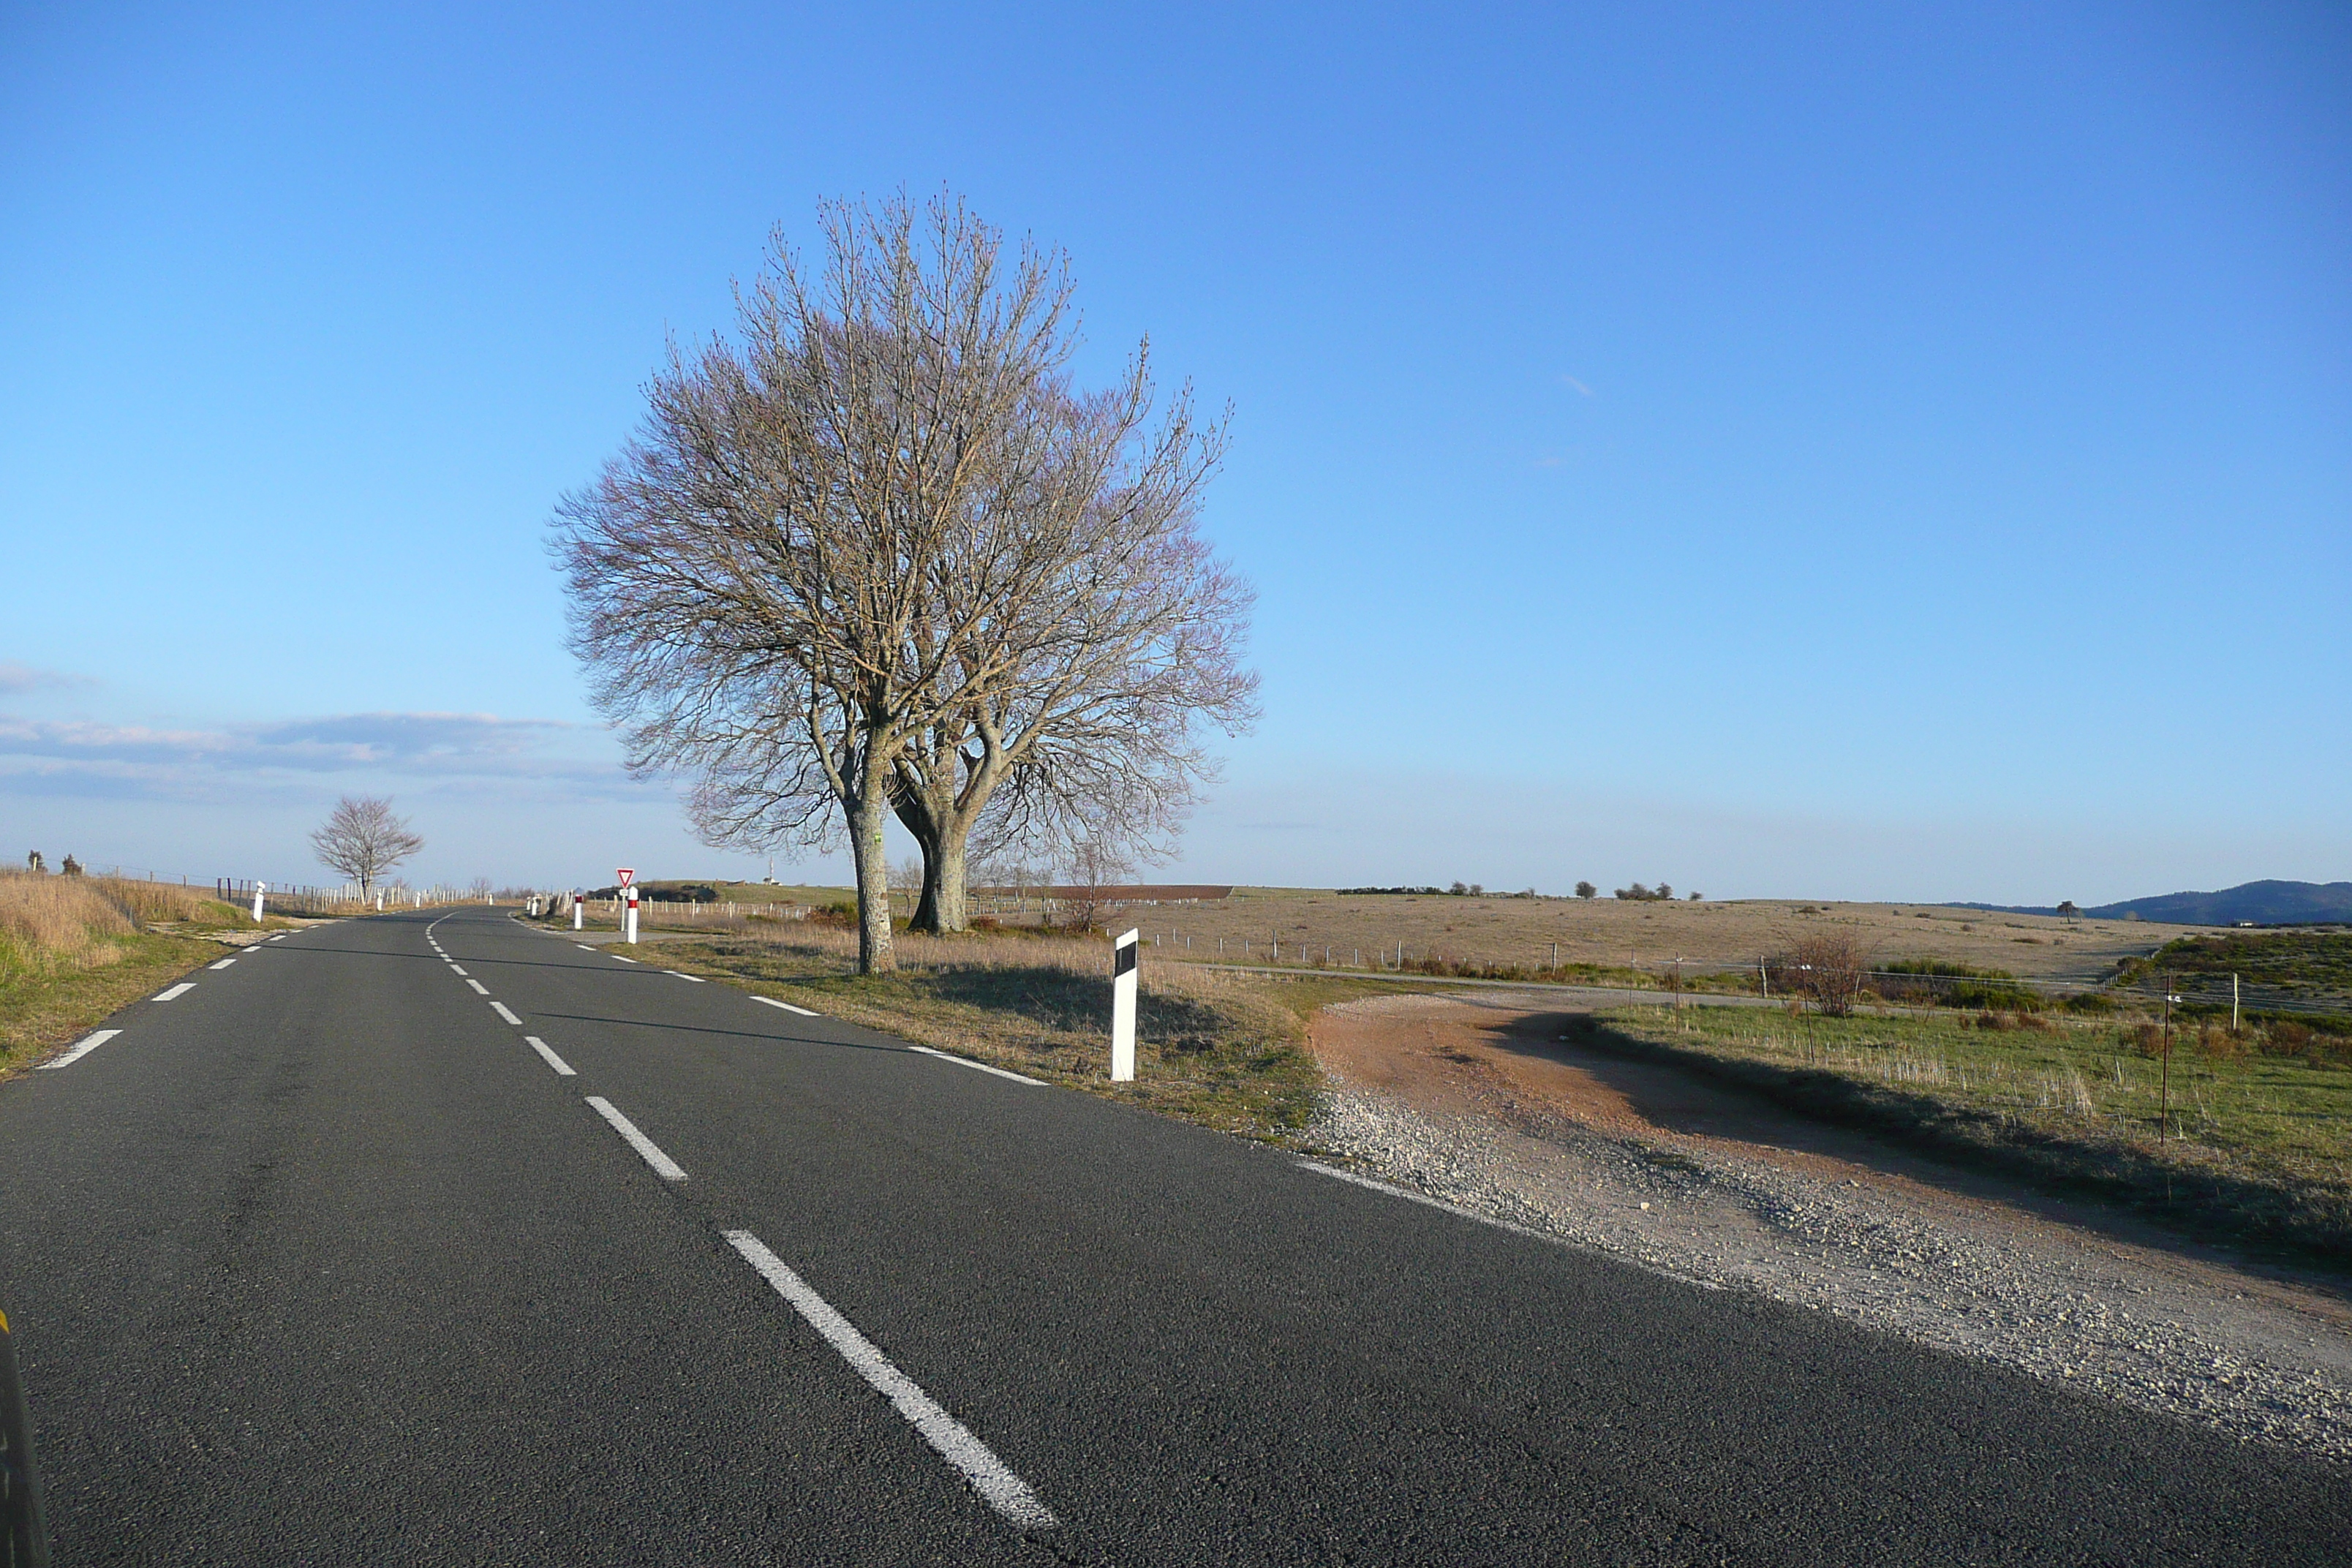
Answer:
0;710;655;803
0;662;95;694
1559;374;1594;396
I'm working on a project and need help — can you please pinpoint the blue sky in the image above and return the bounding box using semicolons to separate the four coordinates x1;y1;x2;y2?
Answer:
3;1;2345;900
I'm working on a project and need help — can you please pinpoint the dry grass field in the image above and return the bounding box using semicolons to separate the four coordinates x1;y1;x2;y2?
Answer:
1074;889;2170;986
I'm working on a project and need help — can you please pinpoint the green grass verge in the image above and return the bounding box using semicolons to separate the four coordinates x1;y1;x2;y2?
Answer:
1585;1001;2352;1259
654;937;1396;1139
0;931;226;1078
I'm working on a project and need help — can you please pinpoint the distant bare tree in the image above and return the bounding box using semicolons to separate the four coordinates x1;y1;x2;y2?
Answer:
1052;837;1135;933
1574;881;1597;900
554;192;1253;971
1783;931;1868;1018
469;876;494;902
310;796;424;898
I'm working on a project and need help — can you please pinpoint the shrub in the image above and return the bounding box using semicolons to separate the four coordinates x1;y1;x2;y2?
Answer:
1975;1011;2008;1031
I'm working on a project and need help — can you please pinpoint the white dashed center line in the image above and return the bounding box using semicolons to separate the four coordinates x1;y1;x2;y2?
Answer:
209;958;237;970
39;1030;121;1070
489;1000;522;1026
524;1036;576;1076
450;965;468;976
610;954;638;964
907;1046;1047;1087
153;983;195;1002
723;1230;1057;1530
752;996;820;1017
464;978;489;995
584;1097;687;1181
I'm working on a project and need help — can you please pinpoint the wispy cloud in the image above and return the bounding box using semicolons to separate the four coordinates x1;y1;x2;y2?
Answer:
0;710;655;803
1558;374;1594;396
0;662;95;694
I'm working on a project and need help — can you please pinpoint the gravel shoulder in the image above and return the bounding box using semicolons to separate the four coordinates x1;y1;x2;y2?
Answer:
1306;990;2352;1460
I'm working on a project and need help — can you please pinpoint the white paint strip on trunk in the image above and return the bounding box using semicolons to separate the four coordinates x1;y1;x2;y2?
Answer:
209;958;236;970
490;1000;522;1026
465;978;489;995
721;1230;1057;1530
663;970;706;982
39;1029;121;1069
907;1045;1047;1087
153;983;195;1001
752;996;819;1017
524;1035;576;1076
584;1096;686;1181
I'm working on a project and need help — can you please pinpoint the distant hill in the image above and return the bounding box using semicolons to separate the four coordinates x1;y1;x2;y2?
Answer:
1947;880;2352;927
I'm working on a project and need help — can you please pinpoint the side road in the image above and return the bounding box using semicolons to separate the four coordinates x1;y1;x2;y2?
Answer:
0;906;2344;1564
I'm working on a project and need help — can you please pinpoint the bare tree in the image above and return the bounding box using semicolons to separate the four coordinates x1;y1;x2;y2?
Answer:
555;192;1252;972
309;796;423;898
1781;931;1869;1018
886;372;1256;932
1052;836;1136;934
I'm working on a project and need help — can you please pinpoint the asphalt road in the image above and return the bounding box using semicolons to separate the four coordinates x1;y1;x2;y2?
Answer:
1;906;2343;1564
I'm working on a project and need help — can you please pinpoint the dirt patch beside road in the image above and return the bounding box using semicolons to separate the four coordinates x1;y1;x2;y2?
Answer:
1308;991;2352;1459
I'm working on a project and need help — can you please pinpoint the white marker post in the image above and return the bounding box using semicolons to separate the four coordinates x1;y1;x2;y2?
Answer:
1110;927;1139;1082
252;881;266;923
572;889;584;931
618;867;638;945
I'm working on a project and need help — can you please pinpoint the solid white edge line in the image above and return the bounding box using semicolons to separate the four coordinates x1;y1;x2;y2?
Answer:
751;996;819;1017
907;1045;1047;1087
610;954;638;963
584;1096;687;1180
663;970;706;982
490;1000;522;1025
208;958;236;970
721;1230;1058;1530
465;978;489;995
576;944;595;951
39;1029;121;1069
153;982;195;1001
1297;1160;1553;1243
524;1035;576;1076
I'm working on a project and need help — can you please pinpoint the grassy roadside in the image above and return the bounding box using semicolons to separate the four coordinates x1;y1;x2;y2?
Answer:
608;924;1395;1139
1583;1002;2352;1259
0;873;306;1079
0;931;238;1077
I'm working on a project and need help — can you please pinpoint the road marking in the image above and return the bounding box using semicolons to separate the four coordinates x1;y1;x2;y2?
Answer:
465;978;489;995
209;958;237;970
39;1030;121;1070
490;1000;522;1025
450;965;468;975
524;1035;576;1076
908;1045;1047;1086
753;996;820;1017
268;934;287;941
584;1096;686;1180
610;954;638;964
575;944;595;951
664;970;706;982
154;983;195;1001
722;1230;1058;1530
1297;1161;1549;1243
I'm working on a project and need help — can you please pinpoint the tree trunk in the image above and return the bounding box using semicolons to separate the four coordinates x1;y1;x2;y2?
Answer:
847;772;897;976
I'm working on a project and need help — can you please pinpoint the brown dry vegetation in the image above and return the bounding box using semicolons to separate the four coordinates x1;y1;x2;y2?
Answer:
1076;889;2169;986
0;872;285;1075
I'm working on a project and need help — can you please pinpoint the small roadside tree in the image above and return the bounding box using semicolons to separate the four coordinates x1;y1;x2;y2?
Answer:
1784;931;1868;1017
310;796;423;900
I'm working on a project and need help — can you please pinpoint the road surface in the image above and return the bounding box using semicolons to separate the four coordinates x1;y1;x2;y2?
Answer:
1;906;2342;1564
